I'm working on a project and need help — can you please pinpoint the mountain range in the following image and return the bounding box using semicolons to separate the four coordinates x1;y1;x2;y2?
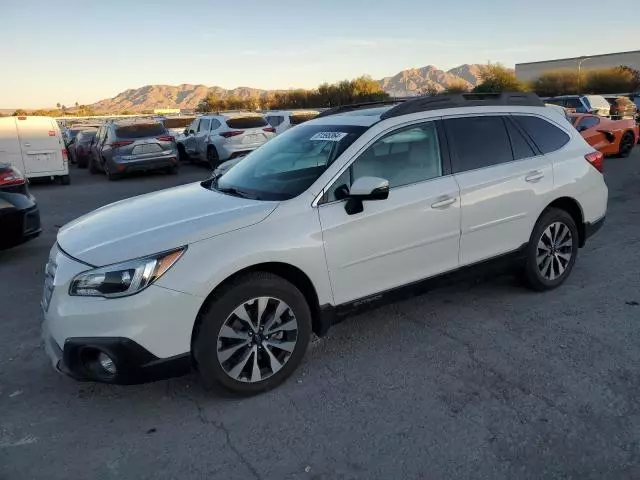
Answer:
88;64;483;113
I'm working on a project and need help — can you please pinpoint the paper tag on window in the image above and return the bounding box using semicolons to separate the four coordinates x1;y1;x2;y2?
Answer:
309;132;348;141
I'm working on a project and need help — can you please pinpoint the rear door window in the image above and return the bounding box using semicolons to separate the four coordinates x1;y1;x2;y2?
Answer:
226;117;268;129
210;119;221;130
513;115;570;154
445;116;513;173
505;118;536;160
115;123;165;138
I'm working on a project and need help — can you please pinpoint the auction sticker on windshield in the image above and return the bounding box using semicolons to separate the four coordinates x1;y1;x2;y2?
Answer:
310;132;348;141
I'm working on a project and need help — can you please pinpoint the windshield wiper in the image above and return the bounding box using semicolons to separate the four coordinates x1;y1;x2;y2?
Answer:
215;185;255;199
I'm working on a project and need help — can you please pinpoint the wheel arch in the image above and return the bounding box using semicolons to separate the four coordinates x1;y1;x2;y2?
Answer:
541;196;585;247
191;262;326;351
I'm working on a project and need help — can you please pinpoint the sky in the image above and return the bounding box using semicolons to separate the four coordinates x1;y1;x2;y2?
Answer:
1;0;639;109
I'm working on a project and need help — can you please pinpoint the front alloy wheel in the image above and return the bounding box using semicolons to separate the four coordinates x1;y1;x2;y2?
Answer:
617;132;635;158
194;272;311;395
217;297;298;383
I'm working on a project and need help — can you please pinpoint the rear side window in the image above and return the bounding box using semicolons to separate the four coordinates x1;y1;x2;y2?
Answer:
266;116;283;127
115;123;165;138
445;116;513;173
580;116;600;129
505;119;536;160
290;113;319;125
513;116;570;154
198;119;211;132
226;117;268;129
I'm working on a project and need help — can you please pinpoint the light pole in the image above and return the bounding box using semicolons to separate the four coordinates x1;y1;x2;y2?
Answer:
577;56;591;94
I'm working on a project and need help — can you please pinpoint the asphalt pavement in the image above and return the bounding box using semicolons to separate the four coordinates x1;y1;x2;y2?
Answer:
1;151;640;480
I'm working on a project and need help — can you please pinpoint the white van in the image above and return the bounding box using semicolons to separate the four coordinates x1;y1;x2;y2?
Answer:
0;116;70;184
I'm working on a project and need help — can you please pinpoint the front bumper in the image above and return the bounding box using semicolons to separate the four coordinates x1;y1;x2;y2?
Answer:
42;321;190;384
41;244;201;384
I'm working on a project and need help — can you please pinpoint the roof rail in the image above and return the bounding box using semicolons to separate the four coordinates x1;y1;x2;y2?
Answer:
380;92;545;120
316;100;405;118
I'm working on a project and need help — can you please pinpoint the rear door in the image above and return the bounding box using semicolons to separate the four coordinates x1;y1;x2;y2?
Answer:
194;117;211;157
445;114;554;266
0;118;24;172
183;118;199;155
16;117;65;175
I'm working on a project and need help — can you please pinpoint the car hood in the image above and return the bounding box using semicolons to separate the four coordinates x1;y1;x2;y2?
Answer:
57;182;278;266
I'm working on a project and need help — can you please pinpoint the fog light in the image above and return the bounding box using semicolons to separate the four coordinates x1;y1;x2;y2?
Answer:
98;352;117;375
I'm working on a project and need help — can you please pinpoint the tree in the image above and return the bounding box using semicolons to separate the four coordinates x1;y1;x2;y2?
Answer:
531;70;579;97
75;101;79;108
472;63;528;93
56;103;61;109
443;79;470;94
12;109;28;116
585;67;640;94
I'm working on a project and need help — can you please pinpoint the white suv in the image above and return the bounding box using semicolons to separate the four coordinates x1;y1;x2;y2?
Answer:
177;112;275;168
41;93;608;395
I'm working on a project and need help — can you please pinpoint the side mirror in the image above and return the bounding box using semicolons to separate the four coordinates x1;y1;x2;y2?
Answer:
189;129;195;135
344;176;389;215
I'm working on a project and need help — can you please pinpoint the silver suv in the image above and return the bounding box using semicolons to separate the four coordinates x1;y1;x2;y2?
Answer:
177;113;275;168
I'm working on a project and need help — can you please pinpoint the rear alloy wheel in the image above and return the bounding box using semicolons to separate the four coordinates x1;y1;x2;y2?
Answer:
104;161;120;181
194;273;311;395
207;146;220;169
523;208;578;291
88;156;99;174
617;132;635;158
177;144;189;163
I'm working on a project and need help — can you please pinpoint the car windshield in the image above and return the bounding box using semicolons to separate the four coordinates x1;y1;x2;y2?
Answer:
213;123;367;201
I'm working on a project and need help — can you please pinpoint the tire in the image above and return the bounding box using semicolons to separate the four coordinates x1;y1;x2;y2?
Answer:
104;162;120;181
76;156;88;169
167;165;179;175
194;272;312;396
523;208;579;291
59;174;70;185
89;156;99;175
207;146;220;170
177;144;189;163
617;132;635;158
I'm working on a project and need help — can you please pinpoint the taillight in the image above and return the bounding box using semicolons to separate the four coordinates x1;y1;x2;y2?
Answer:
0;166;26;186
263;127;276;133
585;151;604;173
157;135;175;142
110;140;134;148
219;131;243;138
62;149;68;161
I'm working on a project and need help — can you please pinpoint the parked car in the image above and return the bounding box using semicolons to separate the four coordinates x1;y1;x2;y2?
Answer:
0;116;69;184
177;113;275;168
157;116;196;138
89;120;178;180
42;93;607;395
64;124;100;149
547;95;611;116
571;113;638;158
0;163;41;249
604;96;637;120
264;110;320;135
69;130;97;168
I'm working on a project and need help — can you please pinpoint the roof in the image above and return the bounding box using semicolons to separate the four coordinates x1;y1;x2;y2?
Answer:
305;114;383;128
200;111;264;119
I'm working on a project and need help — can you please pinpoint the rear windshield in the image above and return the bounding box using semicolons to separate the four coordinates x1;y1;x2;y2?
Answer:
290;113;319;125
78;131;96;141
115;123;166;138
163;117;194;129
225;117;268;129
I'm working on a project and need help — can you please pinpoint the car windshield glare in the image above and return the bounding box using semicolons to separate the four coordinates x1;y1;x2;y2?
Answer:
214;124;367;201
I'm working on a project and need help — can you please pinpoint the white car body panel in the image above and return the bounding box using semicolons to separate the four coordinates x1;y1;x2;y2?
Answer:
42;101;608;365
0;116;68;179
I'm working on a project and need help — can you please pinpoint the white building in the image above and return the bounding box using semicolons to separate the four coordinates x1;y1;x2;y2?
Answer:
516;50;640;83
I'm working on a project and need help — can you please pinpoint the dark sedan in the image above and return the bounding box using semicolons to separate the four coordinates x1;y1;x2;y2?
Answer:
69;130;97;168
0;163;41;250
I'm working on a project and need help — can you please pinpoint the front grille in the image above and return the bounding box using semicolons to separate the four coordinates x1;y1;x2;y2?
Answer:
42;257;58;312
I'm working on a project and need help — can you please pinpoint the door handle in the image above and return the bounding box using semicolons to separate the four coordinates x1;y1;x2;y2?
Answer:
525;170;544;182
24;143;31;147
431;196;457;209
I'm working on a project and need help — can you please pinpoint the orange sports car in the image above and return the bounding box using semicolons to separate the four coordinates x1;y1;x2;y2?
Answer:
571;114;638;158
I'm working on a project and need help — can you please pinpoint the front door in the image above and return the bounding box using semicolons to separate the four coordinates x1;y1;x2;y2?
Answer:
318;120;461;305
194;117;211;159
183;118;199;156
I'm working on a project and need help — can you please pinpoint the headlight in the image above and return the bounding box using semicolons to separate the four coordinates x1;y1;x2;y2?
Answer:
69;247;186;298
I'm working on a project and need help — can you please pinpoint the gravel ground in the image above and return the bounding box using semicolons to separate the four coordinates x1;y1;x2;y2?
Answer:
1;150;639;480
